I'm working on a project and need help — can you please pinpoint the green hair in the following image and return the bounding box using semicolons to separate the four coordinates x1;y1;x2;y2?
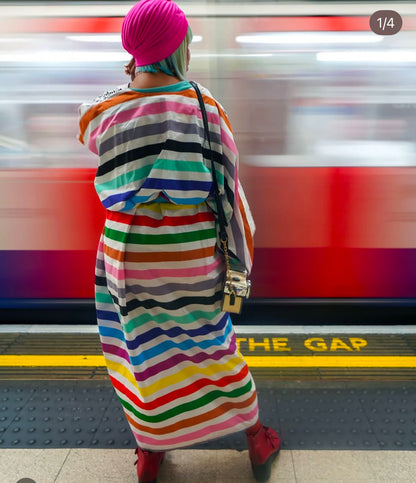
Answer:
136;26;193;80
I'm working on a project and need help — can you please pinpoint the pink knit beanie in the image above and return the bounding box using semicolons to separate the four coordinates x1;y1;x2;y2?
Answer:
121;0;189;67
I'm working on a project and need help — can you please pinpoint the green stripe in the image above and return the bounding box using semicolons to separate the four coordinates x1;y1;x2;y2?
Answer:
95;292;221;330
118;379;253;424
95;163;153;194
129;80;191;93
96;291;114;304
155;159;211;174
214;169;225;188
104;226;216;245
95;161;223;193
122;309;220;333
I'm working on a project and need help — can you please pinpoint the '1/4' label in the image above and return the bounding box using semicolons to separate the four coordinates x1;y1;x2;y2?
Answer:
370;10;402;35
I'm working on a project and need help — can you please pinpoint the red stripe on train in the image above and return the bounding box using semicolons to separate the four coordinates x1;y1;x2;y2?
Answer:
3;16;416;34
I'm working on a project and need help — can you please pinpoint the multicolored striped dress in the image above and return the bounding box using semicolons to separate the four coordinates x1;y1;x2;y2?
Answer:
78;80;258;450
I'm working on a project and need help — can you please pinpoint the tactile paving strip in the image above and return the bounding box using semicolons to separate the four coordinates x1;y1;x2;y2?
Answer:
1;380;416;450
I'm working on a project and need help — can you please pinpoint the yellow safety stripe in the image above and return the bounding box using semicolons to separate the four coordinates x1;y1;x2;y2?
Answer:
2;355;416;368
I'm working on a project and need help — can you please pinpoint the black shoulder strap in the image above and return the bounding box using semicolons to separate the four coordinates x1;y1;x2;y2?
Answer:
190;81;228;242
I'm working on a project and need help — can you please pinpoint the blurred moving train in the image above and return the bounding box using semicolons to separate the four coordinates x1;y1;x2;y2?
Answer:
1;1;416;318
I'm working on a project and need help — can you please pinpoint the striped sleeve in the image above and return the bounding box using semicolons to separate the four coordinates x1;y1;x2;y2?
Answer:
78;85;129;153
211;98;256;274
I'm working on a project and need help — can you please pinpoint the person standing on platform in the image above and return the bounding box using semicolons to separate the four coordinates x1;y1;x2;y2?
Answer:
78;1;280;482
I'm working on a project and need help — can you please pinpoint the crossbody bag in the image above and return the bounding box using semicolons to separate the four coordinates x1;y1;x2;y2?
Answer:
190;81;251;314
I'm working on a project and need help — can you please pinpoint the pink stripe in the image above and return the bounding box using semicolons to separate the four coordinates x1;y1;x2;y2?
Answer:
87;133;98;155
222;132;237;155
89;100;218;150
100;248;221;281
104;261;119;278
126;259;221;280
133;405;258;448
219;115;238;156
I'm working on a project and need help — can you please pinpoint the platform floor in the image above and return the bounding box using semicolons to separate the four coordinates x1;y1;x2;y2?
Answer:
1;324;416;482
3;448;416;483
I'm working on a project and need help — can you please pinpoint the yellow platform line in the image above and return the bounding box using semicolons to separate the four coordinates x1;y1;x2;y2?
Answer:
2;355;416;368
0;355;105;367
245;356;416;368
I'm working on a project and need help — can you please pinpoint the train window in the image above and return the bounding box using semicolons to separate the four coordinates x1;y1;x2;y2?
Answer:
1;6;416;169
225;18;416;168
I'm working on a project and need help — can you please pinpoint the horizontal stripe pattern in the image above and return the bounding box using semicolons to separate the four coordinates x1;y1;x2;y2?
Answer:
79;81;257;450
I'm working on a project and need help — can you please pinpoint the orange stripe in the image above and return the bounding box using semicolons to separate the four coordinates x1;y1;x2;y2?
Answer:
125;390;257;435
104;243;215;263
238;197;254;261
79;87;207;145
126;246;215;263
104;244;124;262
192;89;220;123
79;91;138;144
215;101;233;132
197;92;218;111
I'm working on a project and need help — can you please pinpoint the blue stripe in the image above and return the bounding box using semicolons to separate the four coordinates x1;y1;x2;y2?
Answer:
128;194;158;204
98;325;126;342
142;177;212;192
168;196;208;204
101;189;137;209
128;315;233;365
96;309;120;323
126;312;229;350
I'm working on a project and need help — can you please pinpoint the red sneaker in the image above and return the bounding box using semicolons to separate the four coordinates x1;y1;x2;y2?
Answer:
134;447;165;483
246;425;281;482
